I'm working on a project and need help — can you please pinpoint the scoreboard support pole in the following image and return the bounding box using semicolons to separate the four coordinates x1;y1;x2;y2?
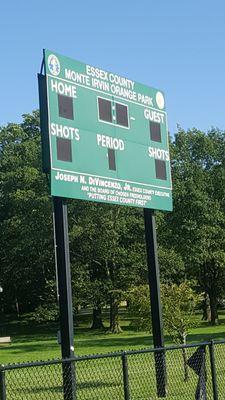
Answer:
143;208;167;397
53;197;76;400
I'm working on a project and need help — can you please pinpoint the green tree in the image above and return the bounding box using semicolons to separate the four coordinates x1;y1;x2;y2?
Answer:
70;201;146;332
0;112;147;325
161;282;201;380
128;285;151;331
0;112;54;314
128;282;201;380
166;128;225;325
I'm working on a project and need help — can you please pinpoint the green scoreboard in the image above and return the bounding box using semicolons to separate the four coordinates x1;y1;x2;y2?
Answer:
39;50;172;211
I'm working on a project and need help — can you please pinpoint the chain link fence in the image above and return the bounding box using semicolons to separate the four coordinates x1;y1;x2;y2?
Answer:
1;340;224;399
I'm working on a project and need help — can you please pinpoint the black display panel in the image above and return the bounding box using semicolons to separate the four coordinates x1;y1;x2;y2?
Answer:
98;97;112;123
116;103;128;127
108;148;116;170
150;121;161;142
57;138;72;162
155;159;167;180
58;94;74;120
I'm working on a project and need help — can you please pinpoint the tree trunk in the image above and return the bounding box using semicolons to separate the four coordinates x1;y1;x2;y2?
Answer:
74;305;79;327
0;295;3;314
209;292;218;326
206;304;211;323
91;306;104;329
181;334;189;381
109;298;122;333
201;293;211;322
15;297;20;318
109;295;113;329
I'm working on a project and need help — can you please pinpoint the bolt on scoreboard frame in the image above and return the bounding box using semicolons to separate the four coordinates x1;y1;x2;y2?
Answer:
39;49;172;211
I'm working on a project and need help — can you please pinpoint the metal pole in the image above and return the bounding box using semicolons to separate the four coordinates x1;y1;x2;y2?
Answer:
0;369;6;400
143;208;167;397
122;352;130;400
53;196;76;400
209;340;218;400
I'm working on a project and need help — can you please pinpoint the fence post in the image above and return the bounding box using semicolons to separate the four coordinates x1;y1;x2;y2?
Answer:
122;352;130;400
209;340;218;400
0;367;6;400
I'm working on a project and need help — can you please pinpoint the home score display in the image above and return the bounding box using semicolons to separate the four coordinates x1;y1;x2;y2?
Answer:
39;49;172;211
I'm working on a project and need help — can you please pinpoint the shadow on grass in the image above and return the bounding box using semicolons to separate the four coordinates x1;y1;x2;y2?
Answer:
6;342;58;355
16;385;62;394
6;336;153;355
15;380;120;394
77;381;120;390
187;332;225;343
6;330;225;357
2;311;225;361
74;332;225;353
1;320;59;344
75;335;154;352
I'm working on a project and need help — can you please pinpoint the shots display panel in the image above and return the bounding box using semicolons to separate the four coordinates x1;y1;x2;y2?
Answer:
40;49;172;211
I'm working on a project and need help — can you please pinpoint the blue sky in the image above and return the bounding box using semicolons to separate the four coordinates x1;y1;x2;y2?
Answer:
1;0;225;135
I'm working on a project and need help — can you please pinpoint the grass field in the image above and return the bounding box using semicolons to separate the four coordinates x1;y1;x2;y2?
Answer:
1;310;225;399
3;340;225;399
0;308;225;365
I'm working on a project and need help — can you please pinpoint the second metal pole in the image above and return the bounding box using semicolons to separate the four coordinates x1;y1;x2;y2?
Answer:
143;208;167;397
